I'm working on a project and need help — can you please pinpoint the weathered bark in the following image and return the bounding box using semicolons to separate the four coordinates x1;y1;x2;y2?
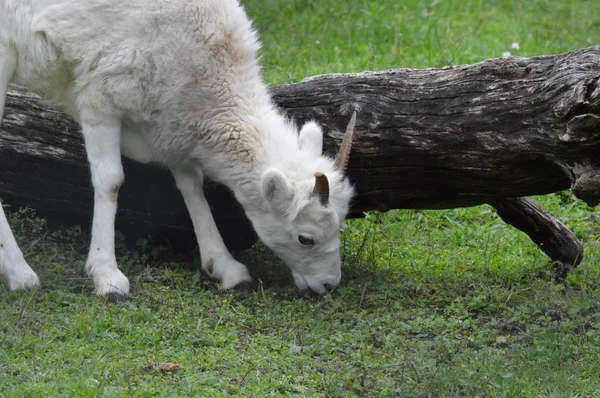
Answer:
1;46;599;264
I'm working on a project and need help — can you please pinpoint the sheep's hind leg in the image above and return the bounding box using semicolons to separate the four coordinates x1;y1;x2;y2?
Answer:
80;110;129;302
171;166;253;291
0;202;40;290
0;45;40;290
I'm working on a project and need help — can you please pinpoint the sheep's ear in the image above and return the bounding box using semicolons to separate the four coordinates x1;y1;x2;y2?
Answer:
261;168;293;210
298;121;323;157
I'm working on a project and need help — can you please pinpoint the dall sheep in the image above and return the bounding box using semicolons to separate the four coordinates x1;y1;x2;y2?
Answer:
0;0;355;301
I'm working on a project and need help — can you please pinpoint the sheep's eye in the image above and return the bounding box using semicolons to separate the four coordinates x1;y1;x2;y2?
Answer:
298;235;315;246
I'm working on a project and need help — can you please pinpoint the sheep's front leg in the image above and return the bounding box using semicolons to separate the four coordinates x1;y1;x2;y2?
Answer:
0;201;40;290
80;111;129;302
171;167;253;290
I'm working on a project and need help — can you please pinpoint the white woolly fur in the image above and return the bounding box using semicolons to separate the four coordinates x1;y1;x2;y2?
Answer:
0;0;354;296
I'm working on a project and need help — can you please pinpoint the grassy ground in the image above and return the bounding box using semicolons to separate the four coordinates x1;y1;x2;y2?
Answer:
2;0;600;396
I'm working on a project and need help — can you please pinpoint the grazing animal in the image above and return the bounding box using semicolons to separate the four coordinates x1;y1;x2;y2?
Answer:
0;0;355;300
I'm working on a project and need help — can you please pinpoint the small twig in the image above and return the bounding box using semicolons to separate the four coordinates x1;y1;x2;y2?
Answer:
359;282;369;308
229;305;248;317
32;344;39;383
399;345;408;391
238;366;252;388
16;287;38;329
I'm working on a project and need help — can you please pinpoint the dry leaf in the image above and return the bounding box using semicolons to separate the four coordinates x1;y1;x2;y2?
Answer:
496;335;509;346
159;362;181;373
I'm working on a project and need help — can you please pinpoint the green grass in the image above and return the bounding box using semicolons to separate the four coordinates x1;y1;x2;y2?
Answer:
2;0;600;396
248;0;599;84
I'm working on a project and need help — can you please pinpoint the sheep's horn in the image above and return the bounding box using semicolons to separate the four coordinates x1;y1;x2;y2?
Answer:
313;172;330;206
333;111;356;173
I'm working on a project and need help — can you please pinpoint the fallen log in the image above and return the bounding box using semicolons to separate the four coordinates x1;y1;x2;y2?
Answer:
2;46;599;268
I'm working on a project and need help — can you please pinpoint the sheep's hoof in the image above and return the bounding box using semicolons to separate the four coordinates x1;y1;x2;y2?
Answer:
106;292;129;304
231;280;256;293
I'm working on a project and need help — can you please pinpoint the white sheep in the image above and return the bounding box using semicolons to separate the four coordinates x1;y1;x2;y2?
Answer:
0;0;355;301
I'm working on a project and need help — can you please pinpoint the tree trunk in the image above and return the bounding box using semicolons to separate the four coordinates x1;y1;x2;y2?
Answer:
2;46;599;266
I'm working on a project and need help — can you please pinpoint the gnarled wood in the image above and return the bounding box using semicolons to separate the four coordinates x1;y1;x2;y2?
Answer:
491;197;583;276
2;46;599;264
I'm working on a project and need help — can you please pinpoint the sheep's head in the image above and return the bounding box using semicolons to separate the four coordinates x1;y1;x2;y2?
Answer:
248;113;356;294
